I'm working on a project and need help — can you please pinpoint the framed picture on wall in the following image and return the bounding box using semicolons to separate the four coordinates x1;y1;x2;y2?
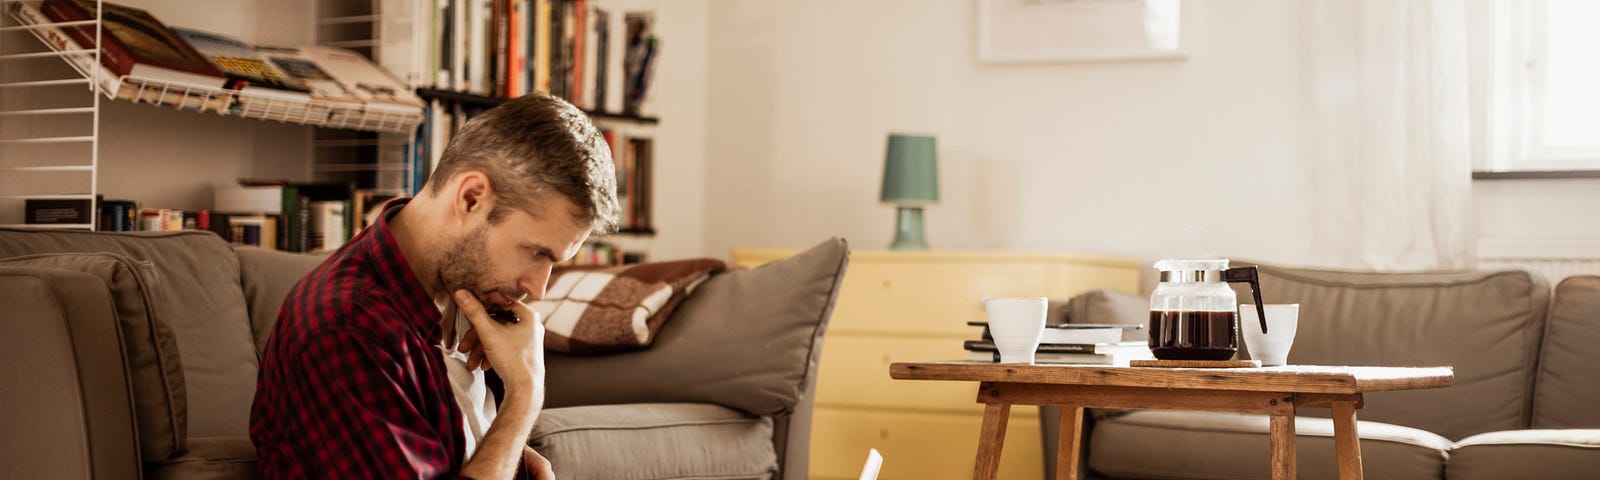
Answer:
976;0;1185;64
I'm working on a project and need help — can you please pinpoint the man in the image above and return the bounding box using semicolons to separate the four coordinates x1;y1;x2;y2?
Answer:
250;92;620;479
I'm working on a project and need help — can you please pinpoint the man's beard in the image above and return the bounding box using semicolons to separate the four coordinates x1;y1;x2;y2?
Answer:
436;224;510;304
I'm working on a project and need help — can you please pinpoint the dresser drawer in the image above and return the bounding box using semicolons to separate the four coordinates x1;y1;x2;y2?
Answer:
1048;263;1142;298
831;261;1049;337
809;407;1043;480
815;335;993;411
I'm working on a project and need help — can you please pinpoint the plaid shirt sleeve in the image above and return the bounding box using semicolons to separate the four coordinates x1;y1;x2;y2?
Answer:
282;324;455;479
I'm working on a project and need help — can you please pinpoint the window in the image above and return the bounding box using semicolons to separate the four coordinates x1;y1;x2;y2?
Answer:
1488;0;1600;171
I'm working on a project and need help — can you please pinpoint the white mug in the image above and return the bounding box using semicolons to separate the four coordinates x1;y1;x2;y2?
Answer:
985;297;1048;364
1239;304;1300;366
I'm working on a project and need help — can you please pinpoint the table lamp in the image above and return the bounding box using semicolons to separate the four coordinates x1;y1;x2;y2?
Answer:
880;134;939;250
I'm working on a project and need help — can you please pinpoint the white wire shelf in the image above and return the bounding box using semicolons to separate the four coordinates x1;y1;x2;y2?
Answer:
0;223;94;230
0;164;93;171
6;3;423;135
0;106;94;115
0;193;95;199
0;78;89;88
0;137;94;144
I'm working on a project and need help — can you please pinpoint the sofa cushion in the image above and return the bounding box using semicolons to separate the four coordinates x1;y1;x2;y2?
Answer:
1446;429;1600;480
1063;288;1149;342
0;253;185;461
1533;275;1600;429
0;228;259;438
530;403;776;480
544;238;848;415
1241;265;1549;440
144;436;259;480
1089;410;1451;480
233;246;328;356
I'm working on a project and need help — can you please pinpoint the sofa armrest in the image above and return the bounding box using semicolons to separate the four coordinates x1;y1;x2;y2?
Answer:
0;267;141;479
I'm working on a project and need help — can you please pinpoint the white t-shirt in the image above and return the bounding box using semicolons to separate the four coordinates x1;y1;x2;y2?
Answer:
438;309;497;458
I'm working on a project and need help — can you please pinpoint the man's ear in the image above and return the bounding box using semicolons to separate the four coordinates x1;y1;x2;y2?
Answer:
452;171;494;222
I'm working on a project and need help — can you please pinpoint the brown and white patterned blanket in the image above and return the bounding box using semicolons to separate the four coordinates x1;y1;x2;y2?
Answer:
533;258;729;354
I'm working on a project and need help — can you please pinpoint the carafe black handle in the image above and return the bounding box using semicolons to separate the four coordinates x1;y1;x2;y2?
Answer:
1223;266;1269;334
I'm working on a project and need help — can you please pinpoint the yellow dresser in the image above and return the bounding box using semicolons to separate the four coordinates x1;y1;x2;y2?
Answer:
729;250;1142;480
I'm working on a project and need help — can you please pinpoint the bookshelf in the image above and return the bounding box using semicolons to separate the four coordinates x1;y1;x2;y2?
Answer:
401;0;665;265
0;0;664;265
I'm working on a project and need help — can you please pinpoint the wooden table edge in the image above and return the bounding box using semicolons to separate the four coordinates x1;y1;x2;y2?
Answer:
889;361;1453;394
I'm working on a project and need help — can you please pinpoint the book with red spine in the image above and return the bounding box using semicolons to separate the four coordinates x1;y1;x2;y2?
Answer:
40;0;226;88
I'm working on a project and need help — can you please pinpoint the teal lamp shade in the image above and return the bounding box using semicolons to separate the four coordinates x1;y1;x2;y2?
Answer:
880;134;938;250
880;134;940;205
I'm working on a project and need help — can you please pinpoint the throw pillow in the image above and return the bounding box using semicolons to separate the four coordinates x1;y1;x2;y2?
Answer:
0;252;186;461
544;238;849;416
533;258;727;354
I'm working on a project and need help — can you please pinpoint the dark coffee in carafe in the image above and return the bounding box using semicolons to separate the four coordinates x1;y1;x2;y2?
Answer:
1148;310;1238;360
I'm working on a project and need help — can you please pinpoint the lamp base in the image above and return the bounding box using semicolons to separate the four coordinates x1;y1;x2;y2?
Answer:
890;206;929;250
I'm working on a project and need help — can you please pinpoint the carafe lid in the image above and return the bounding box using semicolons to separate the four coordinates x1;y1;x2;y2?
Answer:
1154;259;1229;273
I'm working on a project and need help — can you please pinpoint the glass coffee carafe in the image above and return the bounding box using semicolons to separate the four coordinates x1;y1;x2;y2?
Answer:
1148;259;1268;360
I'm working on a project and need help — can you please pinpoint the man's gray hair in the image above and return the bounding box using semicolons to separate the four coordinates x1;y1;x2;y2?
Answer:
425;92;621;234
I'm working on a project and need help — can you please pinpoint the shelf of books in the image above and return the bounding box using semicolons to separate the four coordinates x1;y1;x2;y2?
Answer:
5;0;424;135
406;0;663;265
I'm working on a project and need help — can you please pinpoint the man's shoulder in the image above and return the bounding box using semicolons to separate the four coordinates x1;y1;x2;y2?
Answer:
273;255;414;346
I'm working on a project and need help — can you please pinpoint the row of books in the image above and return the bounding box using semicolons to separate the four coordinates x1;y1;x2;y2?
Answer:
12;0;422;117
412;100;651;230
423;0;660;114
19;196;297;252
965;321;1154;365
214;181;397;253
563;241;645;266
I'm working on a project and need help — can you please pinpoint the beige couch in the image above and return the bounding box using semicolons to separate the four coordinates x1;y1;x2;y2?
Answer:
0;228;849;480
1046;264;1600;479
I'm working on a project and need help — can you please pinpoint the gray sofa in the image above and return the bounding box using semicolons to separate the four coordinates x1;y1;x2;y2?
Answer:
1047;264;1600;479
0;227;849;480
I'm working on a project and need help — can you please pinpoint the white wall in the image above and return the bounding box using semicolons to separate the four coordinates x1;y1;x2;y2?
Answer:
606;0;710;261
1475;179;1600;255
703;0;1319;264
700;0;1600;267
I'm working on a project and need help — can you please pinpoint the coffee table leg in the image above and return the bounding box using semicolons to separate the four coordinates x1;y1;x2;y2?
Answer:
974;403;1010;480
1270;414;1296;480
1056;407;1085;480
1333;401;1364;480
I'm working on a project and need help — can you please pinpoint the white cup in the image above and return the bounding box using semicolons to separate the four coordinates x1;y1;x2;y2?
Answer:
1239;304;1300;366
985;297;1048;364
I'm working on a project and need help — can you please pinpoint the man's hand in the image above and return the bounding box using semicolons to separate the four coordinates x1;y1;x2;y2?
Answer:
458;328;491;371
453;290;544;393
440;299;492;371
523;446;555;479
455;290;547;480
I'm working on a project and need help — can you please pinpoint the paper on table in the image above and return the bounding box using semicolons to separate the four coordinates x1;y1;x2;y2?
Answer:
858;448;883;480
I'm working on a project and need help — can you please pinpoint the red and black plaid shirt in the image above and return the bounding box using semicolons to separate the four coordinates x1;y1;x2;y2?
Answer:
250;199;464;478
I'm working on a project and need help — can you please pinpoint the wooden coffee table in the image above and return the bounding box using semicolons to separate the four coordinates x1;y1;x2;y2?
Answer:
889;361;1453;480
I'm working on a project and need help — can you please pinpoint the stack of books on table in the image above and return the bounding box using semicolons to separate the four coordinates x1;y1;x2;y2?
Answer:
964;321;1154;365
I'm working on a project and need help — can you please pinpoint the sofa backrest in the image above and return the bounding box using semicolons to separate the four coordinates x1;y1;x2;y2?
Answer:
1532;275;1600;428
0;229;259;440
233;246;330;356
1243;264;1549;441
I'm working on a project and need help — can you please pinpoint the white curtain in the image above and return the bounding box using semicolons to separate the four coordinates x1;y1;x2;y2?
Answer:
1302;0;1476;270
